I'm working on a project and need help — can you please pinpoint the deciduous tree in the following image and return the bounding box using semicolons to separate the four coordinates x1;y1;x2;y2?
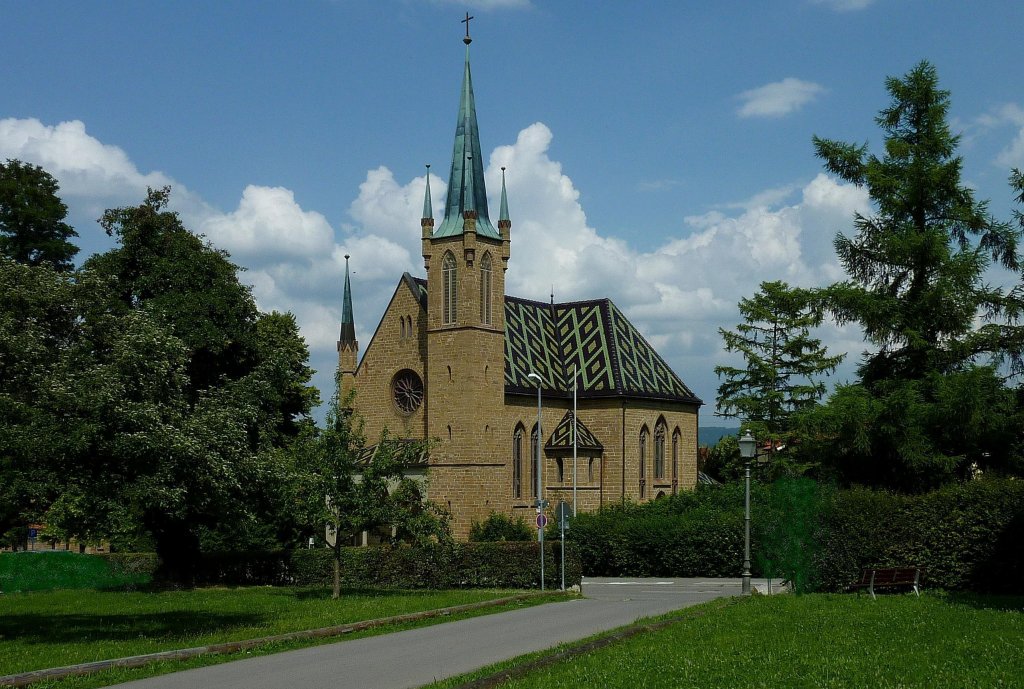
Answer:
0;160;78;271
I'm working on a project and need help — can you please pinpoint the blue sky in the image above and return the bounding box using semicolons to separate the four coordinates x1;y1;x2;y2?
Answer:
4;1;1024;424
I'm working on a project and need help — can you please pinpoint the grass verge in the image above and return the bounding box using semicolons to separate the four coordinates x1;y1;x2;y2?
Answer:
429;592;1024;689
0;586;570;687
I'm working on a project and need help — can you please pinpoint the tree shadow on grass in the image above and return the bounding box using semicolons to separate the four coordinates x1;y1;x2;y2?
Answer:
0;610;262;645
290;587;432;601
943;591;1024;613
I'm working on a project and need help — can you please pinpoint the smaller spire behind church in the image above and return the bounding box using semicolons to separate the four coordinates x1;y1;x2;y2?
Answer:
422;165;433;222
338;254;357;350
498;166;510;230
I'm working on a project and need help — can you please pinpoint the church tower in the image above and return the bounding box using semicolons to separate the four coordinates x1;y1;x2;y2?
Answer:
337;254;358;403
422;22;511;526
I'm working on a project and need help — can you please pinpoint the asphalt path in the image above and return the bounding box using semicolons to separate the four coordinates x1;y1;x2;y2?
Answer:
109;578;763;689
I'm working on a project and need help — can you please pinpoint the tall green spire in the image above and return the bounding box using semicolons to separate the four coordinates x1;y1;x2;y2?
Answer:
339;254;356;346
434;31;499;239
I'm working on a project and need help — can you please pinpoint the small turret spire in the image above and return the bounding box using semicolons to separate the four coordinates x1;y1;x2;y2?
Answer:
498;166;510;226
422;165;433;221
338;254;356;347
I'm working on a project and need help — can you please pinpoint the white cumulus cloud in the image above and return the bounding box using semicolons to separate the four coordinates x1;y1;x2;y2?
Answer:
0;114;872;415
737;78;826;119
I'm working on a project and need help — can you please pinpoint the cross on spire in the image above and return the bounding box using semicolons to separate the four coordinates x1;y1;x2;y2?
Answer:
461;12;473;44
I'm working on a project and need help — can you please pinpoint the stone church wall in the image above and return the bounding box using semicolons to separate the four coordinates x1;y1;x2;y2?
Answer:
350;281;428;444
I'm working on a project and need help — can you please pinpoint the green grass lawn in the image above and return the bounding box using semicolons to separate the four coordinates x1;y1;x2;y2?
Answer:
435;593;1024;689
0;586;547;679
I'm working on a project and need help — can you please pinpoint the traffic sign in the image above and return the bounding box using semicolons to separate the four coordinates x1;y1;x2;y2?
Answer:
556;501;571;531
536;513;548;529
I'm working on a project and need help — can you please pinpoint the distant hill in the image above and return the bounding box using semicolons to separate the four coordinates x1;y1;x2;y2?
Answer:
698;425;740;447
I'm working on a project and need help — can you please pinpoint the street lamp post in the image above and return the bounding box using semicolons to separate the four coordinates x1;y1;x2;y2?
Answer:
527;372;544;591
738;430;756;596
572;364;578;518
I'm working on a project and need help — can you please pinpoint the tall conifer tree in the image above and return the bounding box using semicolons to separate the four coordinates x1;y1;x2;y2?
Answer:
806;62;1024;489
715;280;843;442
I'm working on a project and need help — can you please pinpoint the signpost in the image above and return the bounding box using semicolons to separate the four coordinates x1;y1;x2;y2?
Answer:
556;501;571;590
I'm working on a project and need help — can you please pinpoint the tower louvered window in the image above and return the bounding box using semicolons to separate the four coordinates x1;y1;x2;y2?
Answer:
442;252;457;325
480;252;492;325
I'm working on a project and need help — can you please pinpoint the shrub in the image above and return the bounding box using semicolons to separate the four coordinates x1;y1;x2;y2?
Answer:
0;551;154;592
184;542;581;590
569;478;1024;594
469;512;534;542
816;479;1024;592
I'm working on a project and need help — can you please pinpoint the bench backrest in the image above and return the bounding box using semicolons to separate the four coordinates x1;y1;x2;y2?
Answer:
861;567;919;585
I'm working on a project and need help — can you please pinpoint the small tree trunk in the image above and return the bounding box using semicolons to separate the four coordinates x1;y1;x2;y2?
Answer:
332;545;341;599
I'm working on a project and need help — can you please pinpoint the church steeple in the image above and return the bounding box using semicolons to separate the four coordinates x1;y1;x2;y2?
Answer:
434;29;498;239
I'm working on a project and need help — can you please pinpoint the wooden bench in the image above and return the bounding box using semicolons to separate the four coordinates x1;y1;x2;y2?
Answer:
850;567;922;599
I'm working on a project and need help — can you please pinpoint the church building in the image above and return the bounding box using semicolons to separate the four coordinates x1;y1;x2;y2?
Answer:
338;25;703;539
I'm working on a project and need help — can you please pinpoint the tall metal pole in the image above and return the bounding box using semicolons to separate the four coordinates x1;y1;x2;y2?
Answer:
526;374;545;592
572;364;578;517
537;381;544;591
742;457;752;595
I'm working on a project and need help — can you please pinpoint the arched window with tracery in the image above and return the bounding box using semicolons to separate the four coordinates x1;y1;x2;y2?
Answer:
512;425;524;499
442;252;457;325
654;419;667;480
672;428;681;493
639;426;649;498
480;252;492;325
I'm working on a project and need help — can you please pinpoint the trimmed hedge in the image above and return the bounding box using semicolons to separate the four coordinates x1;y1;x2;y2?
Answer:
568;478;1024;594
568;483;753;578
188;542;581;590
816;480;1024;592
0;551;155;592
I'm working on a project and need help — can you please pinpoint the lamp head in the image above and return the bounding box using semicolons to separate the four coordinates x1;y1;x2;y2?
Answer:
738;430;756;459
527;372;542;386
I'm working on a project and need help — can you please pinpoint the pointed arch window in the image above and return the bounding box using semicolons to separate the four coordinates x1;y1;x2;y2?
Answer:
639;426;649;499
480;252;492;325
654;420;667;480
512;425;524;499
672;428;681;493
442;252;457;325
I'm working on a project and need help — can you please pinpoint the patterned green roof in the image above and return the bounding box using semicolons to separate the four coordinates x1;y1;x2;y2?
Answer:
503;297;702;404
400;277;699;404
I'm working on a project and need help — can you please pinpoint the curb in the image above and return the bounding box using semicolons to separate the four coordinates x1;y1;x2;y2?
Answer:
450;597;737;689
0;591;558;688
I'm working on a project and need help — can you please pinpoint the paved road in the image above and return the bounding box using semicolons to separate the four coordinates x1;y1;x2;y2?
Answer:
110;578;763;689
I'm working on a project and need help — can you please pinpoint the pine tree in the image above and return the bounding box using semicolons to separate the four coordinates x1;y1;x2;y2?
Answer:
715;280;843;442
813;61;1019;385
805;62;1024;490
